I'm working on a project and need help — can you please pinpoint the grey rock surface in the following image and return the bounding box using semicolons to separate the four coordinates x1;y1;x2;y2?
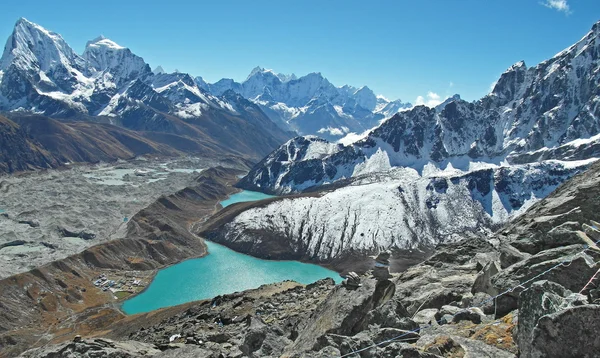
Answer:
529;305;600;358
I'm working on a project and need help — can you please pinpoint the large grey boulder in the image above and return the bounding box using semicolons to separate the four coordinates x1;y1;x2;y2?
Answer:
490;244;598;316
240;316;290;357
517;280;569;358
472;260;500;295
285;277;394;354
528;305;600;358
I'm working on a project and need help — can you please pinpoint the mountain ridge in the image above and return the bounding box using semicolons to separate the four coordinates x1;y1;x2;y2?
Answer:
0;18;293;169
196;66;412;139
239;19;600;194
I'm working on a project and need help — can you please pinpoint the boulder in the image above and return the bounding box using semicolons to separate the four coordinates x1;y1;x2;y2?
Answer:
472;260;500;295
412;309;439;326
240;317;290;357
491;244;599;316
285;278;381;354
452;308;486;324
528;305;600;358
434;305;461;322
461;292;495;314
363;299;418;331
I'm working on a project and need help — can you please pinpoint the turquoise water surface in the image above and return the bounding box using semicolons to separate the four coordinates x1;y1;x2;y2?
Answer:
122;241;341;314
121;190;340;314
219;190;275;208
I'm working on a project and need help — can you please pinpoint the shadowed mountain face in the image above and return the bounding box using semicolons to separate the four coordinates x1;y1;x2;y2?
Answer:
0;115;58;173
0;18;292;172
0;113;264;173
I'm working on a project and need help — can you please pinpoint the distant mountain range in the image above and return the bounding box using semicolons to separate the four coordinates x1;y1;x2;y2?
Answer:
0;18;293;171
195;67;412;139
0;18;412;160
212;19;600;261
240;20;600;194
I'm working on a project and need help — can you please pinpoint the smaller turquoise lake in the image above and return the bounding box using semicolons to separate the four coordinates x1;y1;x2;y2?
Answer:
219;190;275;208
122;190;341;315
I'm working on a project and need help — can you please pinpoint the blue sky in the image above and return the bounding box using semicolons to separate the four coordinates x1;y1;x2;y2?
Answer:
1;0;599;104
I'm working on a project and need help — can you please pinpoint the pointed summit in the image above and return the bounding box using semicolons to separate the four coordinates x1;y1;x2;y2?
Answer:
1;17;84;72
153;66;165;74
246;66;265;81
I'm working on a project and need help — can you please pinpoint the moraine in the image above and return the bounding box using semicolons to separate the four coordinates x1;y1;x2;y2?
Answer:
121;190;341;314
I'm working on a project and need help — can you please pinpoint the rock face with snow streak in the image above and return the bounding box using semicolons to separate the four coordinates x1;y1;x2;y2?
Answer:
197;67;411;139
239;20;600;194
83;35;151;87
0;18;291;161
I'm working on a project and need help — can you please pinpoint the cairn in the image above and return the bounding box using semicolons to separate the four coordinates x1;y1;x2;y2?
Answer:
372;250;392;281
342;271;362;289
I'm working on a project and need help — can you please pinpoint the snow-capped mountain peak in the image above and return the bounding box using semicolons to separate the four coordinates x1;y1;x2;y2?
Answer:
85;35;125;50
0;17;85;73
246;66;297;83
82;35;150;86
200;67;411;139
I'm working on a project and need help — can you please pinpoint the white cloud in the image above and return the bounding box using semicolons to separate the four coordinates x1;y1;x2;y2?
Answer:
415;92;443;107
317;126;349;136
449;82;454;88
489;80;498;93
541;0;571;13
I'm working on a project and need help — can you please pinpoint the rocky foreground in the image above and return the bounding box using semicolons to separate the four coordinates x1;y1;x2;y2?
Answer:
18;162;600;357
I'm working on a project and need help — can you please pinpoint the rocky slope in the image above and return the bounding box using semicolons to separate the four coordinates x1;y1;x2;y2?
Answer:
18;160;600;358
197;66;411;139
0;18;291;168
0;113;257;174
0;115;58;172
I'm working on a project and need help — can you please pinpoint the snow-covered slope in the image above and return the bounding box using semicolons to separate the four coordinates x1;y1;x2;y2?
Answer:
209;160;593;260
197;67;412;139
83;35;151;87
240;20;600;194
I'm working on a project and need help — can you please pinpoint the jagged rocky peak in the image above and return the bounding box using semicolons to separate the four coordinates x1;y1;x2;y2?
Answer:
246;65;296;83
435;93;461;112
153;65;165;74
489;60;528;104
82;34;151;85
0;17;85;73
352;85;377;111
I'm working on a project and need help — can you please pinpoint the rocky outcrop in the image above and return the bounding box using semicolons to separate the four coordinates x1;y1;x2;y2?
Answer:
528;305;600;358
20;338;162;358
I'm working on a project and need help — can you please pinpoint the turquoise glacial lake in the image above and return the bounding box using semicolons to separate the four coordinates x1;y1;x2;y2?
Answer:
219;190;275;208
122;191;341;315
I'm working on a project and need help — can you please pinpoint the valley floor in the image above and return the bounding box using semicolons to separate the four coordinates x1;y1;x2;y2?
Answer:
0;157;221;279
